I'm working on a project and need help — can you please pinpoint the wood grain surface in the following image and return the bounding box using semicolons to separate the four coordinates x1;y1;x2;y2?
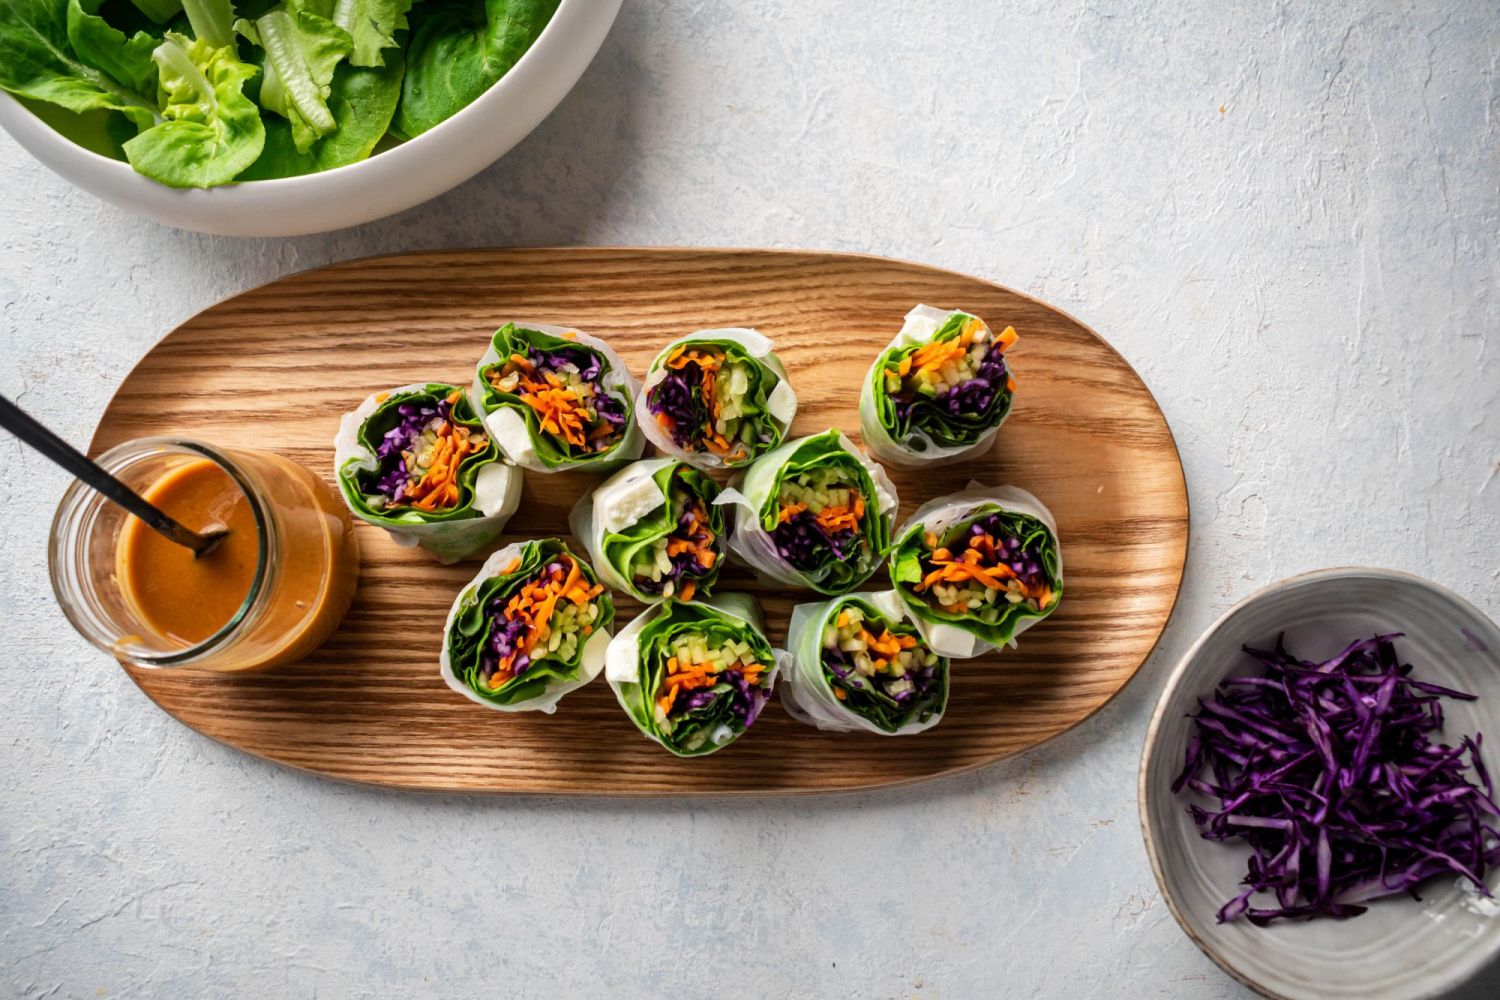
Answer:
92;248;1188;794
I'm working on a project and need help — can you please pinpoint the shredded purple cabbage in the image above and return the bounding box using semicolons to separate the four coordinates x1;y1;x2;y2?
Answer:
371;395;453;503
634;500;717;596
772;508;854;570
1175;632;1500;925
893;339;1009;422
823;641;937;704
646;369;706;448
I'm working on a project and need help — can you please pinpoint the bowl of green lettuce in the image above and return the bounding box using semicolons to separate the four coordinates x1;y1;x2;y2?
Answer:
0;0;620;235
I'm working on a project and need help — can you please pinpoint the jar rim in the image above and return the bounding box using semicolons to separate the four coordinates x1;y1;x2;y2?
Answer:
48;437;272;667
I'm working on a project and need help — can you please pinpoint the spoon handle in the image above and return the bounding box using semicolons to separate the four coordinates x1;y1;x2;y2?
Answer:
0;394;215;554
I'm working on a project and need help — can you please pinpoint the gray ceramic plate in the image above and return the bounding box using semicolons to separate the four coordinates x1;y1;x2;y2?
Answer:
1140;568;1500;999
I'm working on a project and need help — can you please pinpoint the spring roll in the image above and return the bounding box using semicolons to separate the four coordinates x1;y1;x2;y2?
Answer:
440;539;614;713
472;322;644;472
782;591;950;735
569;458;726;604
859;305;1019;468
715;429;897;595
334;382;522;563
637;328;797;469
605;594;787;756
887;484;1063;657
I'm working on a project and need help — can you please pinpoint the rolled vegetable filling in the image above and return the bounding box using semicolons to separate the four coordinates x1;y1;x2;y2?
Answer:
646;345;767;464
891;503;1062;649
877;312;1017;448
361;387;489;514
629;474;721;602
772;467;869;576
652;633;770;745
732;430;893;595
609;597;779;756
446;540;615;708
821;600;946;732
482;339;630;459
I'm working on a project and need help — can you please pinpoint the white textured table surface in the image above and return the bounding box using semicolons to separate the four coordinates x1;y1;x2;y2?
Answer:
2;3;1497;998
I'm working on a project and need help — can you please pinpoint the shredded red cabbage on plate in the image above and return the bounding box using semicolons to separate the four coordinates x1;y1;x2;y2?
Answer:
1174;632;1500;926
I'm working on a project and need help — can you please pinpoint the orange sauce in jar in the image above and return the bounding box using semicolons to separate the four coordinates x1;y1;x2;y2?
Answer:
117;459;259;644
108;449;359;672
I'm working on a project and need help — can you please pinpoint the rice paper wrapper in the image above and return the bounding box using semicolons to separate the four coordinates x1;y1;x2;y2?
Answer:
715;431;898;593
470;323;646;473
605;593;791;756
439;542;613;714
890;483;1063;658
569;457;674;600
636;328;798;470
781;590;948;736
334;383;523;564
858;305;1004;468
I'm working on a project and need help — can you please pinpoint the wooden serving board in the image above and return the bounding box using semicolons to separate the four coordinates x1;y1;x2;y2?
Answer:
94;248;1188;794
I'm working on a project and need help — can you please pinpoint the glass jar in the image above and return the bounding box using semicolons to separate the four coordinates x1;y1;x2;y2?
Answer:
49;438;360;672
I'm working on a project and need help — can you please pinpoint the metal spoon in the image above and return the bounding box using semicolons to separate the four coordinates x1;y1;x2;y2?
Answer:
0;394;228;557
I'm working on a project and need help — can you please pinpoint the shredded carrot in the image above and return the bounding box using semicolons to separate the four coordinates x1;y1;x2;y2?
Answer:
486;554;603;688
913;533;1053;604
678;581;696;602
487;351;619;454
997;326;1019;349
778;501;808;524
833;687;847;701
655;650;765;716
407;391;482;512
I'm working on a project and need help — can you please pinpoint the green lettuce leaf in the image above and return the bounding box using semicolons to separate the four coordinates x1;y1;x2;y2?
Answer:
330;0;412;67
445;539;614;708
595;461;724;603
235;0;351;153
67;0;161;94
238;46;401;177
181;0;235;47
396;0;559;138
121;30;264;187
0;0;158;130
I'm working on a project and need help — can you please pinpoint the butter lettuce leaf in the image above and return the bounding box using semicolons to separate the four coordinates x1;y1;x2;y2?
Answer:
237;48;401;178
396;0;558;137
235;0;351;152
330;0;412;67
67;0;161;94
0;0;158;130
121;31;264;187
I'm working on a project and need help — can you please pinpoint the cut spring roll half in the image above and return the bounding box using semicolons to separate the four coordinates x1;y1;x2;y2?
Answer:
440;539;615;714
605;594;786;756
782;590;950;736
569;458;726;604
334;383;522;564
472;322;644;472
859;305;1019;468
887;484;1063;658
716;430;897;595
637;328;797;469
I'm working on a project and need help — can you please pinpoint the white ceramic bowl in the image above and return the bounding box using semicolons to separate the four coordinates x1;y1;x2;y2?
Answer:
1140;568;1500;1000
0;0;621;237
